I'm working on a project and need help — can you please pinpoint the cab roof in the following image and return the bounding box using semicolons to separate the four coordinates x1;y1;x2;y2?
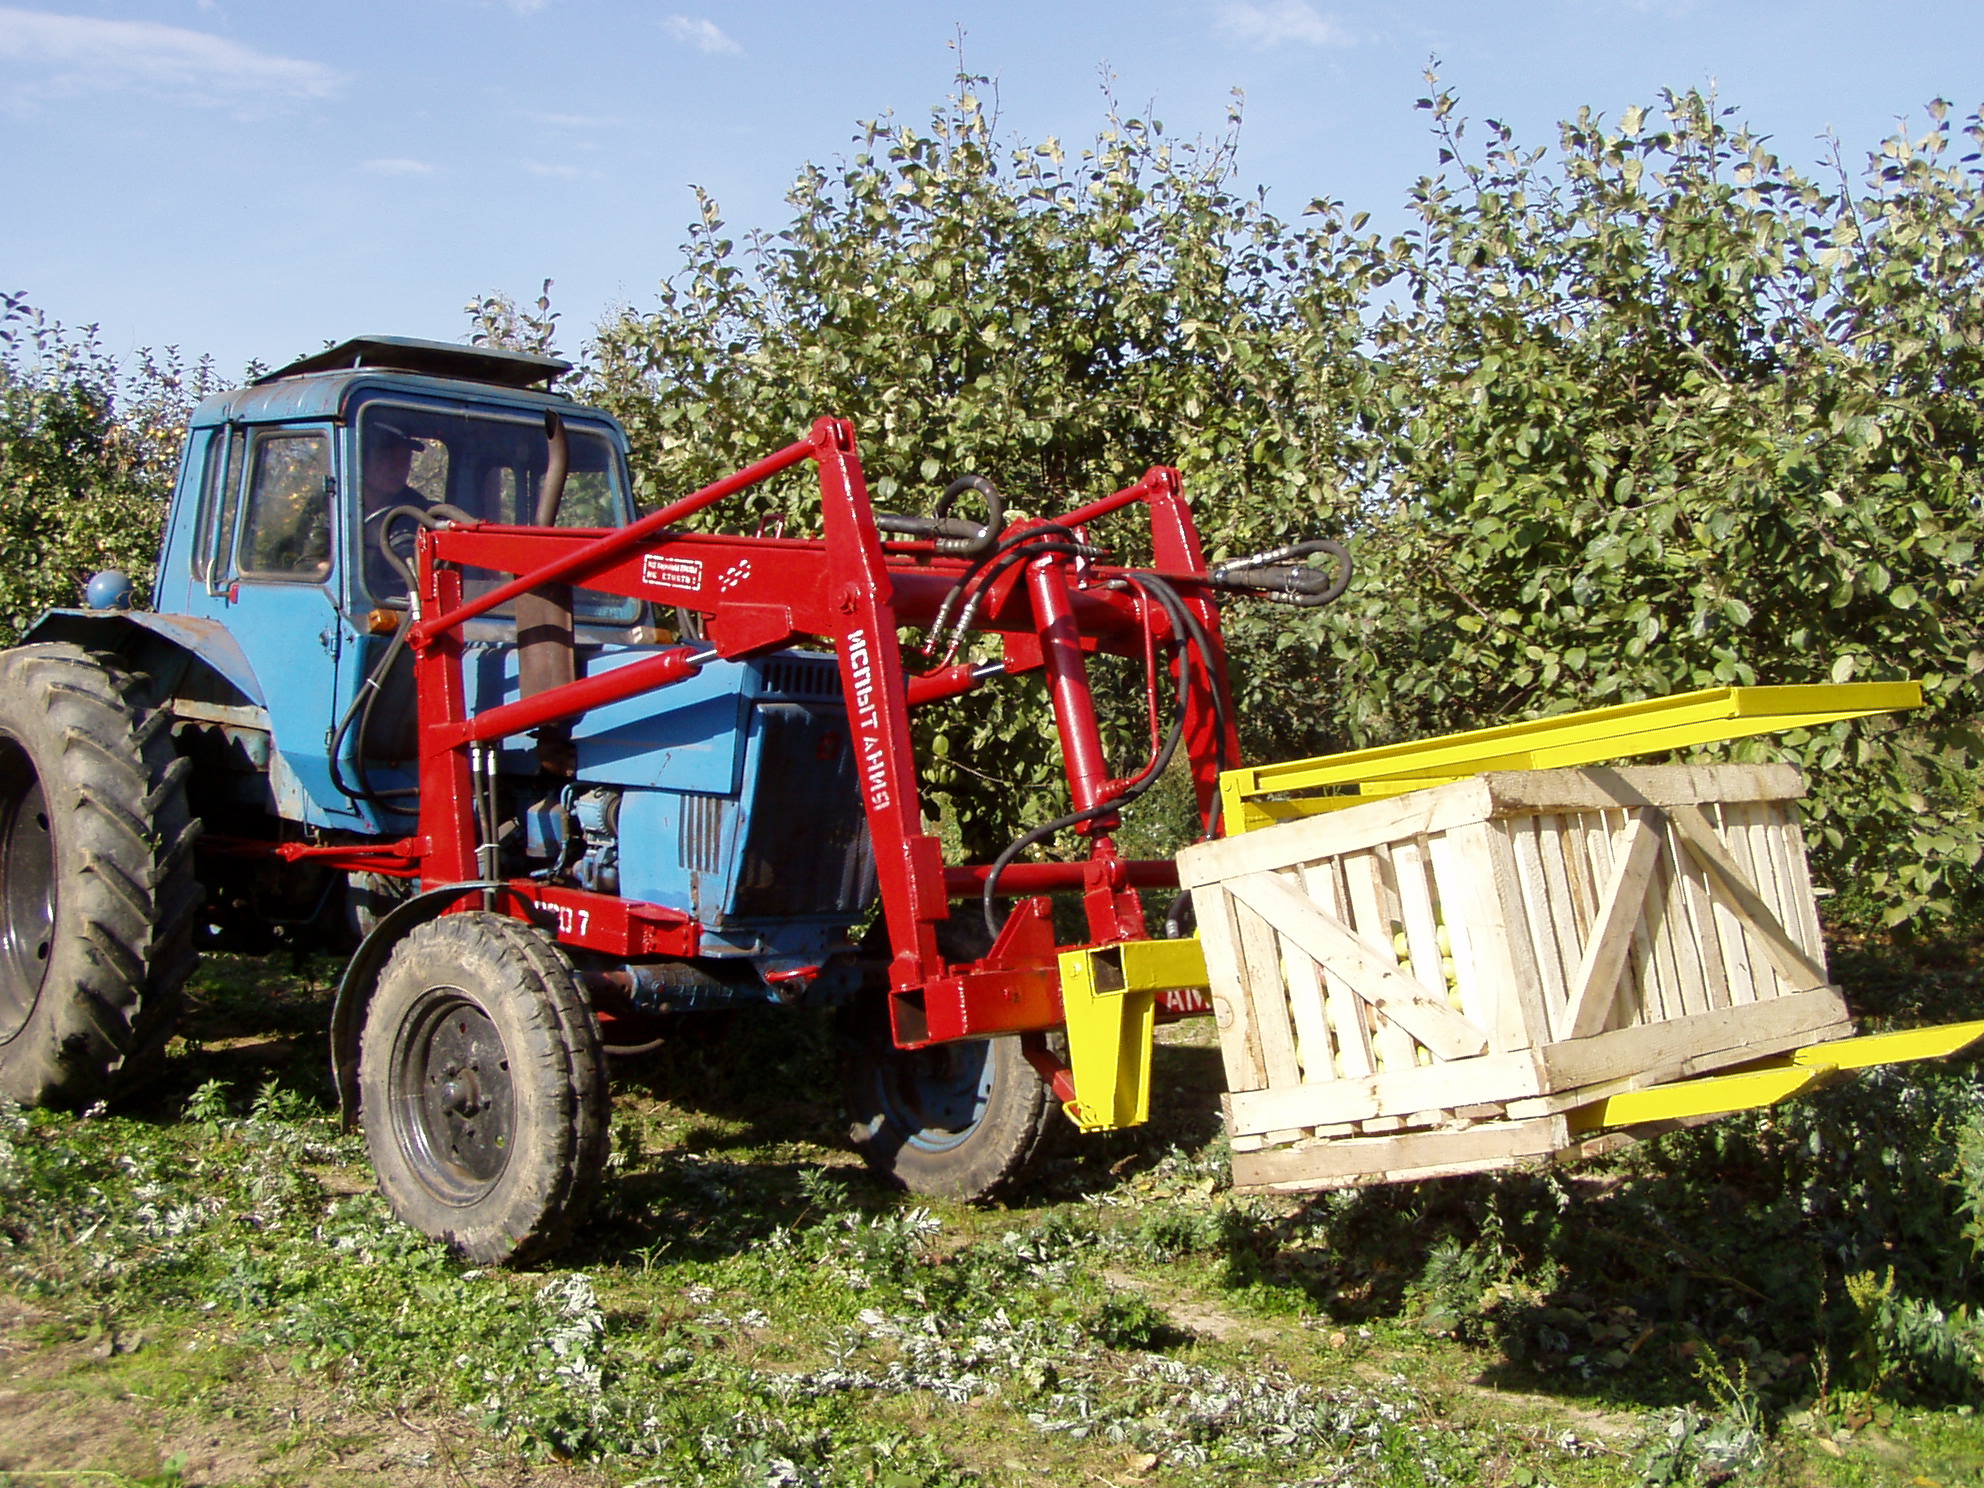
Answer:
190;335;605;433
256;335;570;389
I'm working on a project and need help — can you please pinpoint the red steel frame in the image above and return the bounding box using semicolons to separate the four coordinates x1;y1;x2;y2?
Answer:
384;418;1240;1050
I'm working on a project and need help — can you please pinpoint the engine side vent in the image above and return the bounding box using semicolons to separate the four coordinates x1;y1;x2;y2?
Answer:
759;655;843;701
679;794;728;874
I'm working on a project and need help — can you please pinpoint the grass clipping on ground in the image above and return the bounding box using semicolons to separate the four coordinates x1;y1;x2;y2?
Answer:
0;946;1981;1488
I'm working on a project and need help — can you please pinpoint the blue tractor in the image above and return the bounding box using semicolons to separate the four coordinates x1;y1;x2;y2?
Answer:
0;336;1337;1261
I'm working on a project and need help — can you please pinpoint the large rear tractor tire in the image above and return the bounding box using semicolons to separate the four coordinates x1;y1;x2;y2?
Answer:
839;995;1062;1202
359;912;609;1264
0;644;199;1106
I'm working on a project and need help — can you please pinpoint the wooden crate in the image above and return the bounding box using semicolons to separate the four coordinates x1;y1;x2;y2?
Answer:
1174;764;1853;1193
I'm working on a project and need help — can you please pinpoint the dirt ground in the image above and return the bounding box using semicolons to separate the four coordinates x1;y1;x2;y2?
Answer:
0;1295;596;1488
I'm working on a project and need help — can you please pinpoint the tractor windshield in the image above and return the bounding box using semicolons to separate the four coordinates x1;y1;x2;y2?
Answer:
353;400;638;622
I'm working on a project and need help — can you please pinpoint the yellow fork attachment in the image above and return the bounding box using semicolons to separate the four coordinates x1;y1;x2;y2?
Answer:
1056;929;1981;1138
1218;682;1923;834
1058;681;1935;1135
1567;1019;1984;1132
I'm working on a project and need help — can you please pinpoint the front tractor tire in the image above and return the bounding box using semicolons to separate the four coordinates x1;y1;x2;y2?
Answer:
359;912;609;1265
839;997;1062;1202
0;644;198;1106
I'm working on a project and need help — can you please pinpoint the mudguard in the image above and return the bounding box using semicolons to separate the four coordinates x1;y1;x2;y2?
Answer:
24;609;266;706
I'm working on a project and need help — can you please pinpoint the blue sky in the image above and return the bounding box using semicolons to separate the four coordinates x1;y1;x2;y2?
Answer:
2;1;1973;378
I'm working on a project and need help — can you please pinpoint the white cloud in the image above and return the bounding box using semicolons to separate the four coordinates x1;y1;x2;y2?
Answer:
525;109;613;128
662;15;741;55
0;7;343;108
362;157;435;176
523;159;595;180
1214;1;1351;48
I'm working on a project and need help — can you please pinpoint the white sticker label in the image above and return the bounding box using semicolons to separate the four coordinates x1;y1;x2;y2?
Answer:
642;553;703;592
1158;988;1211;1015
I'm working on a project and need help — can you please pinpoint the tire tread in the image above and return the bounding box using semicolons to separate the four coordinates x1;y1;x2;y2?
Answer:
0;643;199;1106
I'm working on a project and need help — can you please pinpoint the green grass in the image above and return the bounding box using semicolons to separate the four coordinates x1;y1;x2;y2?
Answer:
1;947;1980;1486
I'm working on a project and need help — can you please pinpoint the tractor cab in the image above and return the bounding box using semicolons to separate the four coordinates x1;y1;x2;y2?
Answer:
148;337;644;832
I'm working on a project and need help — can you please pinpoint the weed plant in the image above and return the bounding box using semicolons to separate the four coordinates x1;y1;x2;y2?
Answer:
1;948;1980;1486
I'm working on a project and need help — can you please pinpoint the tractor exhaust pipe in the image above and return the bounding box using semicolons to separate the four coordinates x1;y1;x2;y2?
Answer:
517;409;577;773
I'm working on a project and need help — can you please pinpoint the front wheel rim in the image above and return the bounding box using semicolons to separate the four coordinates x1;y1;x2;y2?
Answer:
390;989;516;1204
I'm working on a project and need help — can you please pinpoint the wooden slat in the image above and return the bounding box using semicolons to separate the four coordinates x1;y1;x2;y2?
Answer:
1191;885;1268;1091
1539;985;1851;1091
1177;778;1497;888
1225;1049;1546;1135
1702;801;1757;1006
1534;813;1588;1034
1433;823;1522;1050
1225;872;1489;1060
1667;803;1828;992
1426;830;1496;1047
1616;808;1667;1024
1660;818;1711;1017
1235;893;1303;1088
1472;819;1552;1048
1510;817;1573;1033
1637;818;1683;1021
1733;802;1786;995
1391;837;1450;1009
1767;810;1827;967
1232;1114;1574;1191
1667;811;1730;1011
1741;803;1787;978
1561;812;1664;1039
1474;763;1806;813
1345;850;1420;1074
1282;863;1338;1084
1306;860;1376;1079
1371;841;1407;931
1506;1015;1857;1120
1561;807;1601;948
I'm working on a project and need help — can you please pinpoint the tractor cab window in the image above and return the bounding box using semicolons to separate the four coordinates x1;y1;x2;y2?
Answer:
354;403;637;624
237;431;333;580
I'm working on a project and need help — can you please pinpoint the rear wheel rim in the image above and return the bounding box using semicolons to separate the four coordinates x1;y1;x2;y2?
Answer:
0;738;56;1045
875;1039;994;1154
389;989;516;1203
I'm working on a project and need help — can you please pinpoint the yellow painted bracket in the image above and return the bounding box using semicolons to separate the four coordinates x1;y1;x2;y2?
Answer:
1221;682;1925;833
1056;938;1209;1132
1568;1018;1984;1133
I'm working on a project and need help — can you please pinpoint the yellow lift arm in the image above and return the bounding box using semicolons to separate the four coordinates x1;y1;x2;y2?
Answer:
1567;1019;1984;1131
1218;682;1923;834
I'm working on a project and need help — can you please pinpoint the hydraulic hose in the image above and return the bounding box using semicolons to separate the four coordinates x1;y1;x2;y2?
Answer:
1206;538;1352;607
874;474;1005;557
981;567;1201;940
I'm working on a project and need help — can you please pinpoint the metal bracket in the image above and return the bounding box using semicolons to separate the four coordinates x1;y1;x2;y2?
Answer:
1056;937;1209;1132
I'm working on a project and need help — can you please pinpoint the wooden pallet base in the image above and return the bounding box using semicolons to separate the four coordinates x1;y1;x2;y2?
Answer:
1232;1116;1730;1193
1223;986;1849;1140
